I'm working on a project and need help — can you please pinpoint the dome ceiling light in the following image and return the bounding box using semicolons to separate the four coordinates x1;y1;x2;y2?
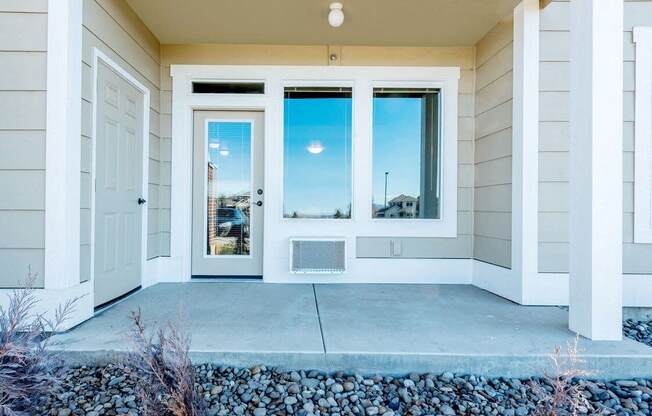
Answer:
328;2;344;28
307;141;325;154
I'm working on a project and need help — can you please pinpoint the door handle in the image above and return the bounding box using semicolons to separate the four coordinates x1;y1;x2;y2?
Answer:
138;197;147;205
256;201;263;207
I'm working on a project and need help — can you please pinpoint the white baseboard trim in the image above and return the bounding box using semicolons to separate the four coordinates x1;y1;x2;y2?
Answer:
471;260;521;304
264;258;473;284
0;282;93;330
529;272;652;307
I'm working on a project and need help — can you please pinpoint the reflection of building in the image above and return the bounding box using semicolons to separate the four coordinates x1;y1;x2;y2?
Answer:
207;162;218;252
376;194;418;218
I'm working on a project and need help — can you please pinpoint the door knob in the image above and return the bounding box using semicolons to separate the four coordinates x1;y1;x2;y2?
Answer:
256;201;263;207
138;197;147;205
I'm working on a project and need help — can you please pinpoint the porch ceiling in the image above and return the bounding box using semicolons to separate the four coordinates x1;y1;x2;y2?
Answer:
125;0;520;47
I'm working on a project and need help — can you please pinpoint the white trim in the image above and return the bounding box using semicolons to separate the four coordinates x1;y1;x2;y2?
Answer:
473;260;652;307
90;48;150;307
171;65;460;283
44;0;83;290
634;27;652;243
0;283;93;331
512;0;540;304
569;0;623;340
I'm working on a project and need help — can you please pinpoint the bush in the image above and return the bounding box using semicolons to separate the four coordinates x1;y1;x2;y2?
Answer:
534;336;595;416
0;273;79;414
128;309;206;416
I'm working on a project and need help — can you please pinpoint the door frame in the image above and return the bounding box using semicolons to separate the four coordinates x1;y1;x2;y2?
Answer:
90;48;150;308
170;71;269;281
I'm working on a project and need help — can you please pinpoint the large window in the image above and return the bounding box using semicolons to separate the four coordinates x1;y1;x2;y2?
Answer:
283;87;352;219
372;88;441;219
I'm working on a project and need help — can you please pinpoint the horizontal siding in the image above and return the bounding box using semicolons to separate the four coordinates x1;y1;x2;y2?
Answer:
0;1;47;13
0;12;47;51
0;131;45;169
0;52;47;90
81;0;163;282
0;91;46;130
473;18;513;268
0;6;47;288
538;0;652;274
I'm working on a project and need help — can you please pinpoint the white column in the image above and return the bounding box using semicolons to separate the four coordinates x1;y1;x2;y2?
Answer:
569;0;623;340
512;0;539;304
44;0;83;289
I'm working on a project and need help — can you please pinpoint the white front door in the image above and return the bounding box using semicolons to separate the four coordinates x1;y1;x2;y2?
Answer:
94;61;145;306
191;111;264;277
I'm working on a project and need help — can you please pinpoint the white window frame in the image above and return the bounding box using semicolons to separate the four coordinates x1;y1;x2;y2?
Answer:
171;65;459;282
370;82;445;223
282;81;356;221
634;27;652;243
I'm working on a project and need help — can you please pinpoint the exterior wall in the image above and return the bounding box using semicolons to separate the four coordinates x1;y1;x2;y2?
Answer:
473;18;514;268
80;0;164;283
537;0;652;274
161;45;475;259
0;0;48;287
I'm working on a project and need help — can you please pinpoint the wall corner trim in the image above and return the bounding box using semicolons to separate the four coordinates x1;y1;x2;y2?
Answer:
44;0;83;289
511;0;540;303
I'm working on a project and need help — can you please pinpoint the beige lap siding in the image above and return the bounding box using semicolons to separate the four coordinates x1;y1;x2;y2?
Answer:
161;44;475;259
0;1;48;288
80;0;163;283
473;17;514;269
537;0;652;274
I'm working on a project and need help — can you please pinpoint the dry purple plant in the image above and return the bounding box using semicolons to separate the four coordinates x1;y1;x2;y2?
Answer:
0;272;79;415
533;335;596;416
128;308;206;416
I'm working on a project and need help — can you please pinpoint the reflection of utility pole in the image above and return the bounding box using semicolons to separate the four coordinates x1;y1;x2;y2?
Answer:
384;171;390;208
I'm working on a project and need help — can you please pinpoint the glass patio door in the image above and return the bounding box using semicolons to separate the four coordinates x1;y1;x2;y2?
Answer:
191;111;264;277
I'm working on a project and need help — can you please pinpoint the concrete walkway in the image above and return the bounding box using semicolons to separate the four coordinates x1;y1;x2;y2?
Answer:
53;283;652;378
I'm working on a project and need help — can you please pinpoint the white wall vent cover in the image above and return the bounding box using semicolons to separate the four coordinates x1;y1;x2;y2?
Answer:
290;239;346;274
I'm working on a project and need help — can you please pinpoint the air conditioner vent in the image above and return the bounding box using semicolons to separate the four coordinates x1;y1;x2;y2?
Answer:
290;239;346;274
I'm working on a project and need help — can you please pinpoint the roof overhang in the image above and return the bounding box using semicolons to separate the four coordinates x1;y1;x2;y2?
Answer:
125;0;522;47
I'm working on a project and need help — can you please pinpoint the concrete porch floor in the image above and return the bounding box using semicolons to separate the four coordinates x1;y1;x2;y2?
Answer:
53;283;652;378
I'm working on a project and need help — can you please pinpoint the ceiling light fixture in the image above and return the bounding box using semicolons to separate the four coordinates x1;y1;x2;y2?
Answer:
328;2;344;28
307;141;325;154
209;142;220;149
219;149;230;156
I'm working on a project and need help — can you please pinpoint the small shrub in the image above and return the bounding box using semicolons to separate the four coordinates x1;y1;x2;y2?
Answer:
534;336;595;416
128;309;206;416
0;273;79;414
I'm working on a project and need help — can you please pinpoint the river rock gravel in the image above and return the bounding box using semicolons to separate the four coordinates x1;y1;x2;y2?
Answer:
31;363;652;416
624;319;652;347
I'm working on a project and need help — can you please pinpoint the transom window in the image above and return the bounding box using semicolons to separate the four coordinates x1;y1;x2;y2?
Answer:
372;88;442;220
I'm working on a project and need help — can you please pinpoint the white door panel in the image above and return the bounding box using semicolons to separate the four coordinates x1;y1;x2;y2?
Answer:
94;61;145;306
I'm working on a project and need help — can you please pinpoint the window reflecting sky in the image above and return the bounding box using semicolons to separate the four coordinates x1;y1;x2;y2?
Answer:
284;95;352;218
207;121;251;198
372;97;422;208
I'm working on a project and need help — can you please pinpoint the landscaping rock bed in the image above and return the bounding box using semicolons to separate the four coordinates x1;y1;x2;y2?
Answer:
35;363;652;416
624;319;652;347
